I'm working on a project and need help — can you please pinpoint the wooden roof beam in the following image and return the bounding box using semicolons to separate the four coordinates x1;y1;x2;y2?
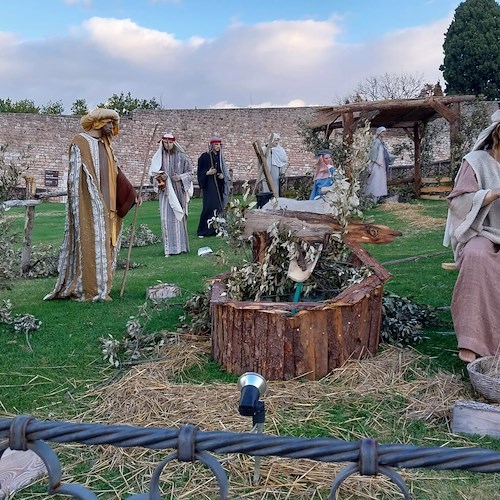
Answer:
428;99;460;123
314;95;476;114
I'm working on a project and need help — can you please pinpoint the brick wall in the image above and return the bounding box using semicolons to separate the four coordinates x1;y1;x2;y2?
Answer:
2;102;496;194
0;107;320;191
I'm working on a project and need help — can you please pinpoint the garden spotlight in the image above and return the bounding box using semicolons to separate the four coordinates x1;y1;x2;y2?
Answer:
237;372;268;484
237;372;267;421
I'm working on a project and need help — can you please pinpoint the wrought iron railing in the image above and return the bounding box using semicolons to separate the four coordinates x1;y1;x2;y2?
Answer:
1;415;500;499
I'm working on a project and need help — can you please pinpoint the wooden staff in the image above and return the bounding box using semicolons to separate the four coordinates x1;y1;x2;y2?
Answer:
120;122;159;297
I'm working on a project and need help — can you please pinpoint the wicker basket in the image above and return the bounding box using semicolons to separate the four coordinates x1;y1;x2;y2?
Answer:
467;356;500;403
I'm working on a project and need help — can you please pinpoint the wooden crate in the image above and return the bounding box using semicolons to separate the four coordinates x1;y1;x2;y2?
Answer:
210;241;391;381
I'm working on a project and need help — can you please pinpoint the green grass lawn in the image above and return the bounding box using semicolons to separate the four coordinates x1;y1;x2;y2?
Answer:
1;197;499;499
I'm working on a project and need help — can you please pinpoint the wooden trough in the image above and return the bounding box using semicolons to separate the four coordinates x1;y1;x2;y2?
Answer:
210;209;400;381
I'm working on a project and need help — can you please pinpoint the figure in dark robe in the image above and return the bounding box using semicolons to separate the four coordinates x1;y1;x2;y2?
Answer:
196;136;231;237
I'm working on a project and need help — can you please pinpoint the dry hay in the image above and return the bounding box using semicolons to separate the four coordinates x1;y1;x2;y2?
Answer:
378;201;445;231
42;341;475;499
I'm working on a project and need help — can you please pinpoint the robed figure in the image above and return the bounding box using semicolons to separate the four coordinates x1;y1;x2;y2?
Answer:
45;108;137;302
196;137;231;237
149;132;194;256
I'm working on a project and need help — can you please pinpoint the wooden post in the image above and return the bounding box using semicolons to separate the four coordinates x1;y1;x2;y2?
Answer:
252;141;279;198
21;176;36;276
449;102;462;176
413;123;421;198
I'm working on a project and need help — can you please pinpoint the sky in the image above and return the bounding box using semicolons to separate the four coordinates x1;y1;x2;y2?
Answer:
0;0;466;114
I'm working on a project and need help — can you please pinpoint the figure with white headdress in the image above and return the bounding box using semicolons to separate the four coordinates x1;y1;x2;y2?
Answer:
149;132;194;256
362;126;395;203
260;132;288;197
45;108;138;301
196;136;231;237
443;108;500;362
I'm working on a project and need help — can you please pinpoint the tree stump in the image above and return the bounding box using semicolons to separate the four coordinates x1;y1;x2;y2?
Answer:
210;240;391;380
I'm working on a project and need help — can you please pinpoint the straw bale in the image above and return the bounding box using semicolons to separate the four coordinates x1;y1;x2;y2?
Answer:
57;344;473;498
379;202;445;231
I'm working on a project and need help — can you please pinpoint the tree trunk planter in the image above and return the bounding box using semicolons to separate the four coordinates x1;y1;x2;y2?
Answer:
210;239;392;381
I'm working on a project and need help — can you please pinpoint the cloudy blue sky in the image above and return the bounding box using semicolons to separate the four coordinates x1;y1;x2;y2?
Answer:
0;0;464;113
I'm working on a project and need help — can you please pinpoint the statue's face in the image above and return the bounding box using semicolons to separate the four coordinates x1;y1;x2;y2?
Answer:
323;155;332;165
101;122;114;137
162;139;175;151
272;137;280;147
212;143;221;153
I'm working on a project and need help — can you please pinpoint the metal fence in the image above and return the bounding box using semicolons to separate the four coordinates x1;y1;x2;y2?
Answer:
1;415;500;499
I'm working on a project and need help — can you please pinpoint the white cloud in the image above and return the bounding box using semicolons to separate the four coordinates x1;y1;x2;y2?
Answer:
0;14;451;112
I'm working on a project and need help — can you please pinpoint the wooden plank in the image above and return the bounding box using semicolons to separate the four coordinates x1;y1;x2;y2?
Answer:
231;307;243;374
253;311;269;376
452;400;500;438
0;448;46;497
241;310;255;373
420;185;452;193
283;318;296;380
252;141;279;198
428;98;460;123
421;176;452;184
292;316;308;379
420;194;448;200
266;313;285;380
312;308;329;378
0;199;42;209
327;307;344;371
224;305;234;373
244;210;402;244
367;285;383;353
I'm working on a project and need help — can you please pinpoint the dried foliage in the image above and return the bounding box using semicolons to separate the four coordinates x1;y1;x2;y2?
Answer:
121;223;161;248
226;224;371;302
0;299;41;352
208;181;256;249
20;243;59;278
0;144;28;288
54;346;472;500
101;302;171;368
179;286;212;335
381;293;439;346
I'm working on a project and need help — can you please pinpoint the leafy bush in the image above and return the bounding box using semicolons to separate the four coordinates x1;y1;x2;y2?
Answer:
381;293;440;346
121;223;160;248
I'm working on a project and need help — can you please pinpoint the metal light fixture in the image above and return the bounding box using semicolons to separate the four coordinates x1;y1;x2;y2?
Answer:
237;372;268;484
237;372;267;418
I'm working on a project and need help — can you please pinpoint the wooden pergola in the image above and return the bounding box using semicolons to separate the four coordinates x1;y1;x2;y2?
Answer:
308;95;477;197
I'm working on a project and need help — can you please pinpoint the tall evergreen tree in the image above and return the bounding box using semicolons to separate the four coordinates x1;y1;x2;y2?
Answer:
440;0;500;98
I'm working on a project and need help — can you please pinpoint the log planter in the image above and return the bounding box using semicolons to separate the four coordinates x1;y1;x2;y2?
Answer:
210;239;392;381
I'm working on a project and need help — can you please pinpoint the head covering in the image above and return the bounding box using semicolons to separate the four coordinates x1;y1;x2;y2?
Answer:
314;152;333;180
471;109;500;151
80;108;120;136
161;132;176;141
375;126;387;138
210;136;222;144
316;148;332;158
273;133;281;140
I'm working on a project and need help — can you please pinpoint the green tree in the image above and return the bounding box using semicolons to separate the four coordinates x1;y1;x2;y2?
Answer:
0;98;40;113
440;0;500;98
40;100;64;115
98;92;160;116
71;99;89;116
